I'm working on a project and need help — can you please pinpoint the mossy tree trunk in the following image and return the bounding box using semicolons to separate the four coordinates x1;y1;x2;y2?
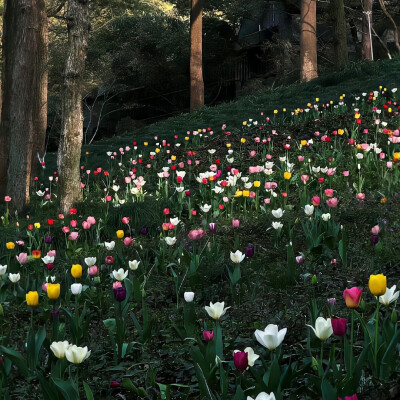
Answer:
330;0;348;67
300;0;318;82
58;0;90;214
0;0;47;212
190;0;204;112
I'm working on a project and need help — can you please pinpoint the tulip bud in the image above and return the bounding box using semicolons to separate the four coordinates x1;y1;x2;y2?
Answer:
110;381;121;388
312;274;318;285
184;292;195;302
203;330;214;342
312;356;318;371
359;298;366;312
0;303;3;316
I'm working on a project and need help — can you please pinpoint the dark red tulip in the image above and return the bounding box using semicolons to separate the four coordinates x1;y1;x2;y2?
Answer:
331;317;347;336
233;351;248;371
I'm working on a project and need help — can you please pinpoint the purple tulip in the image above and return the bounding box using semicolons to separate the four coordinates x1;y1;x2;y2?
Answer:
113;286;127;302
245;245;255;258
209;222;217;234
44;235;53;244
370;235;379;246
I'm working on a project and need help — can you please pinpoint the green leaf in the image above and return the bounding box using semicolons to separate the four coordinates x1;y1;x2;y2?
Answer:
83;382;94;400
51;377;80;400
321;378;337;400
0;345;30;377
122;377;139;394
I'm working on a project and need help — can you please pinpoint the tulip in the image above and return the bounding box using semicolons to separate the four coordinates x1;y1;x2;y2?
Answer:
84;257;96;267
307;317;333;341
65;345;91;364
105;256;114;264
184;292;194;302
112;268;128;281
44;235;53;244
326;198;338;208
205;301;230;320
338;395;358;400
0;265;7;275
88;266;98;276
255;324;287;350
369;274;386;296
113;286;127;302
321;213;331;222
304;204;314;216
50;341;70;359
8;273;20;283
232;219;240;228
379;285;399;306
123;237;133;246
6;242;15;250
296;255;304;264
245;245;255;258
371;225;380;235
116;230;124;239
203;330;214;341
272;221;283;230
230;250;245;264
164;237;177;246
71;283;82;295
104;241;116;250
128;260;140;270
233;351;248;371
312;196;321;206
16;253;28;265
71;264;83;279
47;283;60;300
370;235;379;246
68;232;79;241
209;222;216;233
271;208;284;218
188;229;206;240
331;317;347;336
26;291;39;307
247;393;276;400
244;347;259;367
343;287;363;308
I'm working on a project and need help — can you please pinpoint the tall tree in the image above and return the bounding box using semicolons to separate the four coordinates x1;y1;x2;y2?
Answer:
57;0;90;214
362;0;374;60
190;0;204;111
300;0;318;82
378;0;400;54
330;0;348;67
0;0;48;211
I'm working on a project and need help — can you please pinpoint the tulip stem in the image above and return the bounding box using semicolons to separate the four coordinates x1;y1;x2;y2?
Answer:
349;310;354;375
320;341;324;367
374;299;380;375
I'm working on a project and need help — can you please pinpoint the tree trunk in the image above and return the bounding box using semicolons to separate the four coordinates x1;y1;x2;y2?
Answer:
300;0;318;82
58;0;90;214
190;0;204;111
362;0;374;60
379;0;400;54
31;0;48;174
0;0;46;211
330;0;348;67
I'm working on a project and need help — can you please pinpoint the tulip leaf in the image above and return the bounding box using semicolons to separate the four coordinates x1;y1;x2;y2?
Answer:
37;371;61;400
83;381;94;400
51;377;80;400
321;378;337;400
0;345;30;377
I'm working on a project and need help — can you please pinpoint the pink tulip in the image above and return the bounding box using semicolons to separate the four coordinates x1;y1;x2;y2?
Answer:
312;196;321;206
87;216;96;225
42;283;48;292
68;232;79;241
301;175;309;183
371;225;380;235
113;281;122;289
298;155;305;162
203;330;214;342
125;177;132;184
324;189;334;197
47;250;56;257
88;266;98;276
188;229;206;240
16;253;28;264
123;237;133;246
249;150;257;157
70;220;78;228
326;198;338;208
232;219;240;228
387;162;393;168
4;196;11;202
343;287;363;308
326;168;335;176
264;198;271;204
356;193;365;200
82;221;91;230
62;226;70;234
122;217;130;224
343;171;349;176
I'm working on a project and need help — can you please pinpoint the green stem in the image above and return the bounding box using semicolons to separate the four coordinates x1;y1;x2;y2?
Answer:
320;340;324;367
350;309;354;375
374;299;380;375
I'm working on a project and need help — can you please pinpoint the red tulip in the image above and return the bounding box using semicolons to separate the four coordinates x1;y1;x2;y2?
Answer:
343;287;363;309
233;351;248;371
331;317;347;336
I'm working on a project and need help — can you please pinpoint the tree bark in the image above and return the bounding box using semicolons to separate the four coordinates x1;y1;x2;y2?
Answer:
362;0;374;60
190;0;204;111
58;0;90;214
0;0;47;211
330;0;348;67
300;0;318;82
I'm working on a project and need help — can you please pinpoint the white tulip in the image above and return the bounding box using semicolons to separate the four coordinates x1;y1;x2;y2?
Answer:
112;268;128;281
205;301;230;320
41;256;54;264
307;317;333;341
84;257;97;267
247;392;276;400
272;221;283;230
0;265;7;275
200;204;212;213
50;341;70;359
208;149;216;154
65;345;91;364
379;285;399;306
170;217;180;226
321;213;331;222
244;347;259;367
128;260;140;270
184;292;195;302
304;204;314;216
8;273;20;283
255;324;287;350
230;250;245;264
271;208;284;218
104;241;115;250
164;237;177;246
176;171;186;178
71;283;82;295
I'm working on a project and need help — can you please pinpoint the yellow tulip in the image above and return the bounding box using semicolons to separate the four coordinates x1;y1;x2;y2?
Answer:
369;274;387;296
234;190;243;197
242;121;247;126
241;138;246;143
301;140;307;146
26;291;39;306
155;148;160;153
34;222;41;229
253;181;261;188
171;155;177;161
185;137;189;141
226;143;231;148
284;172;292;180
47;283;60;300
338;129;344;135
273;109;278;114
243;190;250;197
6;242;15;250
144;142;148;146
71;264;82;279
116;230;124;239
